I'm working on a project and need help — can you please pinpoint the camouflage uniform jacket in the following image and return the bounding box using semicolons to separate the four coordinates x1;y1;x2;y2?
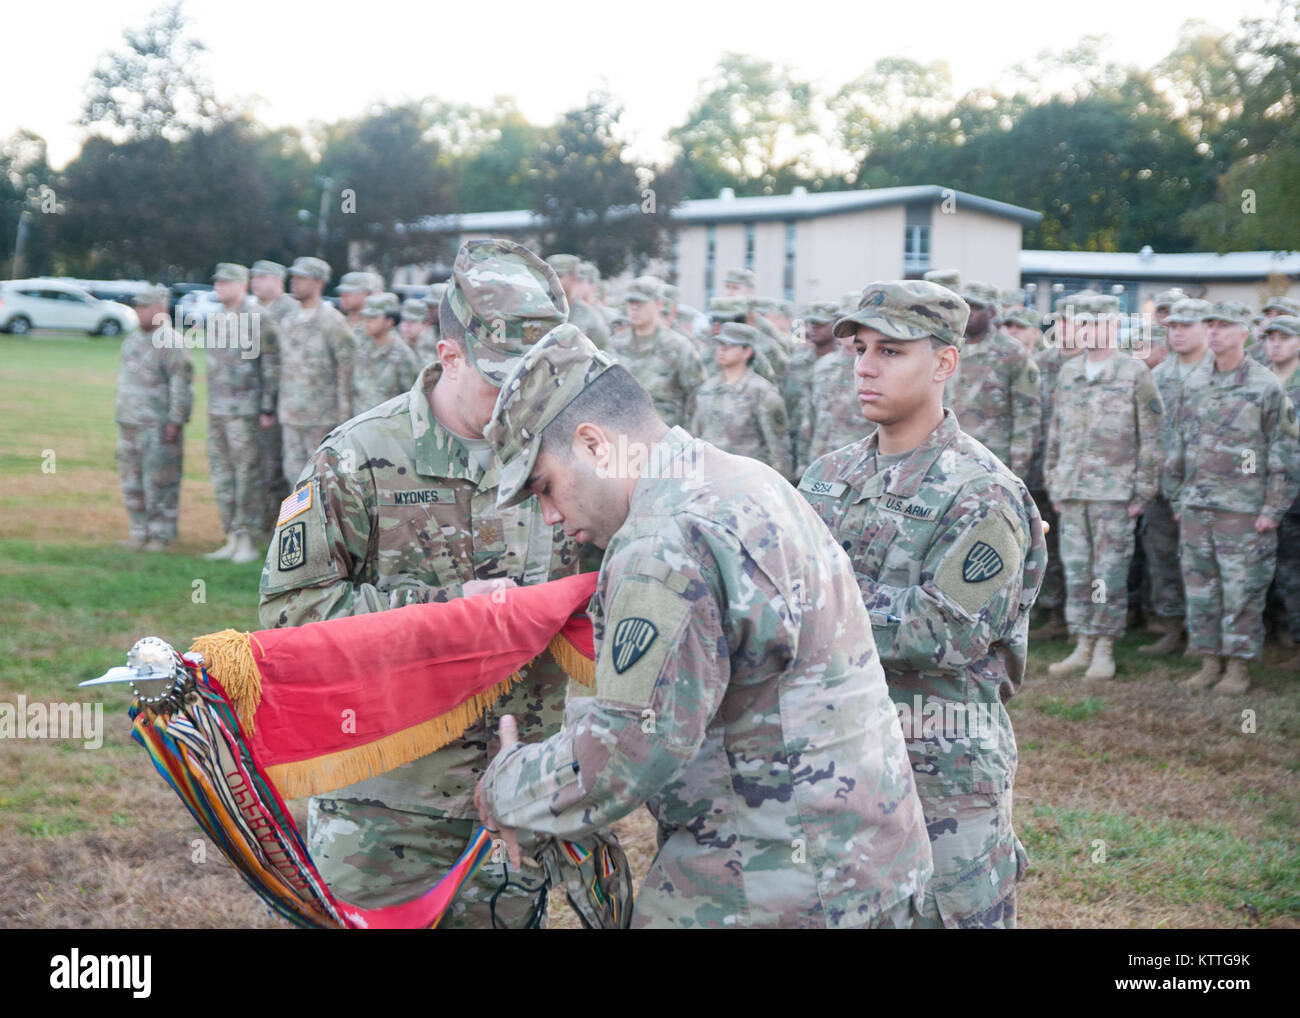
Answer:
1166;356;1300;521
258;363;584;818
481;428;932;928
205;297;280;417
277;301;355;428
781;346;817;450
1045;353;1163;505
690;368;793;480
605;324;705;429
258;292;299;327
568;299;610;349
945;329;1040;478
798;348;870;473
352;333;420;414
1027;345;1080;490
1151;351;1210;499
114;323;194;426
411;325;439;367
798;409;1046;797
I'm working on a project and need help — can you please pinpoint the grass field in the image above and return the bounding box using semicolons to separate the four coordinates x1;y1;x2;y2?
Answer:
1;332;1297;928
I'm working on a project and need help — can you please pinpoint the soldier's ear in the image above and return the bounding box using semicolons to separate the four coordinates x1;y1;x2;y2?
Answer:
934;344;959;385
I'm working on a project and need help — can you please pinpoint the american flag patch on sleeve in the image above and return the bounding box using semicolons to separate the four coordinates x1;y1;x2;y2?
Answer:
277;485;312;525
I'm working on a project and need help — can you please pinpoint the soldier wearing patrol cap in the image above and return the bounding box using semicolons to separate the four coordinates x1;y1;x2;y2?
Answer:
689;322;793;480
337;270;376;341
1166;301;1300;694
1152;287;1186;327
474;324;933;928
278;256;355;486
798;279;1046;929
722;267;791;356
797;306;873;476
607;275;704;428
547;253;610;349
923;268;961;290
353;292;420;413
783;300;840;458
1002;306;1043;354
258;238;584;927
204;263;280;564
1264;315;1300;663
250;260;296;535
398;297;438;366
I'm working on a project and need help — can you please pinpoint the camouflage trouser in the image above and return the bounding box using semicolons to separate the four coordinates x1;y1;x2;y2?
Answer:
307;797;548;929
1181;507;1277;660
1276;512;1300;641
1059;499;1134;637
1140;494;1185;620
207;414;263;535
259;418;289;537
1031;490;1063;611
281;423;333;488
912;790;1026;929
116;423;183;542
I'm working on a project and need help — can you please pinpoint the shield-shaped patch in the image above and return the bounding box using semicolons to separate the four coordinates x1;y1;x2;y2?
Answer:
611;617;659;674
278;521;306;571
962;541;1004;583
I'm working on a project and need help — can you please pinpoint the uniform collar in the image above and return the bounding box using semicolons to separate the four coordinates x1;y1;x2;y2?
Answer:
1079;351;1121;381
627;427;694;512
844;408;961;502
407;363;499;488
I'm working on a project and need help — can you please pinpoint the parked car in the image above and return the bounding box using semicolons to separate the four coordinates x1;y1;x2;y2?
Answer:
176;288;222;323
0;279;138;336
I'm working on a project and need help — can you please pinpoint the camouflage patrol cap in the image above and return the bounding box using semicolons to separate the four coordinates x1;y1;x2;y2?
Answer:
662;284;680;309
802;300;840;325
546;253;581;276
250;260;286;278
1165;298;1212;324
960;281;999;308
400;298;428;322
212;263;249;283
446;238;569;386
369;272;385;291
708;295;750;321
833;280;970;347
1084;294;1121;316
922;268;961;289
1205;301;1252;325
1002;306;1040;328
577;260;600;283
1154;287;1186;309
361;292;400;318
486;324;617;510
337;271;374;294
839;292;860;313
1054;289;1100;315
754;297;780;314
1264;295;1300;316
289;256;331;281
625;276;664;303
715;322;759;347
134;285;170;306
1261;315;1300;337
724;267;756;288
605;305;628;329
426;282;448;302
999;287;1027;308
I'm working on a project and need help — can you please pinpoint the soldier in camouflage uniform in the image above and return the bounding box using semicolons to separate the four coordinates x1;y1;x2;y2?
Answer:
1152;287;1185;327
1001;305;1042;354
336;270;375;346
606;276;704;428
279;257;355;486
704;296;774;384
476;325;933;928
798;319;871;475
1137;298;1213;655
944;281;1040;481
798;280;1044;928
1250;296;1300;364
689;322;793;480
783;301;839;457
1166;302;1300;694
398;297;439;366
114;286;194;551
547;254;610;349
250;260;296;538
577;262;609;328
353;292;420;413
259;239;581;927
203;263;280;565
723;267;791;357
1044;294;1163;680
1264;316;1300;664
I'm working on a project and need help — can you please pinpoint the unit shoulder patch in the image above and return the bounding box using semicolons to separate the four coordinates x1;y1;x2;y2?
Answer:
933;511;1023;617
595;574;688;708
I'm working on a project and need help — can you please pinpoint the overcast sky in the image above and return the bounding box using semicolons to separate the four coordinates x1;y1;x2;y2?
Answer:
5;0;1279;171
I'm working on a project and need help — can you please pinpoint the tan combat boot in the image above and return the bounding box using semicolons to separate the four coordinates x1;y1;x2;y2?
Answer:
204;533;237;560
1048;636;1096;676
1030;609;1069;642
229;531;261;565
1137;618;1185;656
1182;655;1222;690
1084;636;1116;680
1214;658;1251;695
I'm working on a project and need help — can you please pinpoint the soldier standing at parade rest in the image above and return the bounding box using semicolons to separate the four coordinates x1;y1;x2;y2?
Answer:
605;276;704;429
352;292;420;413
259;239;581;927
249;260;296;537
475;325;933;928
114;286;193;551
798;280;1044;928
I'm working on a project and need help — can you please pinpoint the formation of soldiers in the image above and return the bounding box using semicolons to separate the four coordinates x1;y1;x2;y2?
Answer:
111;236;1300;927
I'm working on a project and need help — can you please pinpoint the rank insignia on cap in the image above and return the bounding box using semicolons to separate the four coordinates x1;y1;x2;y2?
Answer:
278;485;312;525
278;522;305;571
523;323;541;342
962;541;1004;583
611;617;659;674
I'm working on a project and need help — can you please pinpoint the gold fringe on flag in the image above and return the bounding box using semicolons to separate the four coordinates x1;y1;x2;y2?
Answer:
549;632;595;687
190;629;265;732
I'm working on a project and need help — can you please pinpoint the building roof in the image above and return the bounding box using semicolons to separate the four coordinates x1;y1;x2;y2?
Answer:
410;184;1042;235
1020;248;1300;281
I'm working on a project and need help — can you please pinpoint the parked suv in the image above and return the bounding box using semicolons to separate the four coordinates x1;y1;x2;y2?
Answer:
0;279;138;336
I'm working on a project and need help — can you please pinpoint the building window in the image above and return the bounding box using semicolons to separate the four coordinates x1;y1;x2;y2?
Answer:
783;221;796;301
745;223;756;271
705;225;716;305
904;224;930;275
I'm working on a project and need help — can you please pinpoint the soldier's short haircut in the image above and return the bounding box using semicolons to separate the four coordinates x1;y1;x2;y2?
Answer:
538;365;660;460
437;294;467;352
